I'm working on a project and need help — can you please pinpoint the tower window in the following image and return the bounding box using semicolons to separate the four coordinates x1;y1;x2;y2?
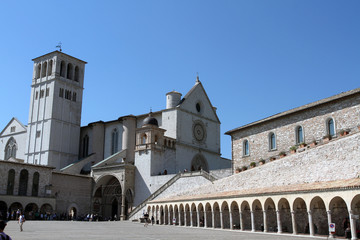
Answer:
40;90;45;98
111;128;118;155
48;60;53;76
42;61;47;78
35;91;39;100
36;64;41;79
60;61;66;77
46;88;49;97
74;66;79;82
59;88;64;98
72;92;77;102
36;131;41;138
67;63;73;80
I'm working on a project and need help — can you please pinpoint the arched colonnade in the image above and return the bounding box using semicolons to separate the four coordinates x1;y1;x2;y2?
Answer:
147;190;360;239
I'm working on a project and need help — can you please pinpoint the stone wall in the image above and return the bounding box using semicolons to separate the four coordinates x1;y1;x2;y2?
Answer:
177;132;360;197
230;93;360;169
51;172;93;217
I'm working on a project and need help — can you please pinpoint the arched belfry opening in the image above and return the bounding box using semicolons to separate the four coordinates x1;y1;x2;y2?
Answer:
191;153;208;172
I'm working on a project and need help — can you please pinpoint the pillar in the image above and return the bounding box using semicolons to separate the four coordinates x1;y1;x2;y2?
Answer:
190;211;193;227
184;211;187;226
168;210;171;225
178;210;181;226
197;210;200;227
308;210;314;236
291;211;297;235
251;210;255;232
327;210;335;238
229;211;233;230
120;193;126;220
240;211;244;231
349;210;358;240
212;211;215;229
263;210;268;232
276;210;282;234
204;210;208;228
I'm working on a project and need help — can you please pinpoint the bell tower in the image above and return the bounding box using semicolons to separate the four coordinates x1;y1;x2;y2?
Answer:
25;51;87;169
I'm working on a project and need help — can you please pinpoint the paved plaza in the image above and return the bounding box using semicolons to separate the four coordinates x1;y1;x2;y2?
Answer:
2;220;339;240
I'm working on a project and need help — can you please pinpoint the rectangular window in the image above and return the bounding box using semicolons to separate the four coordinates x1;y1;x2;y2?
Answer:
46;88;49;97
59;88;64;98
40;90;45;98
10;126;16;132
35;91;39;100
72;92;77;102
36;130;41;138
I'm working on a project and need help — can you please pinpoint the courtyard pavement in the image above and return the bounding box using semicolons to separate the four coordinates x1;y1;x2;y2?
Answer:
4;220;340;240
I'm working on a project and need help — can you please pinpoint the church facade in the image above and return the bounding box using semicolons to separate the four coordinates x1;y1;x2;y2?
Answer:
0;51;230;221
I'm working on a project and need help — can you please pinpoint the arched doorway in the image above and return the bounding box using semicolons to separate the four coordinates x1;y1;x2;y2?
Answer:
329;196;349;237
221;201;230;229
230;201;240;230
25;203;38;220
278;198;292;233
264;198;276;232
241;201;251;230
213;202;221;228
310;196;327;235
252;199;263;231
293;198;308;234
191;154;208;172
9;202;23;220
205;203;212;228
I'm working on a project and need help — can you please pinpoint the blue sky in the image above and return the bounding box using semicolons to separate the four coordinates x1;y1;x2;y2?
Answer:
0;1;359;159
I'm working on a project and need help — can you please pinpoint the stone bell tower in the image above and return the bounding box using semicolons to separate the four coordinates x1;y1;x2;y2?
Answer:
25;51;87;169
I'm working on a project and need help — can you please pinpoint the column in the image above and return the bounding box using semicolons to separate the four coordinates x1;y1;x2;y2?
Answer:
251;211;255;232
212;211;215;229
190;211;193;227
120;194;126;220
263;210;268;232
291;211;297;235
239;211;244;231
349;210;357;240
229;211;233;230
204;211;208;228
327;210;335;238
184;211;187;226
276;210;282;234
197;210;200;227
220;211;224;229
168;211;171;225
178;211;181;226
308;210;314;236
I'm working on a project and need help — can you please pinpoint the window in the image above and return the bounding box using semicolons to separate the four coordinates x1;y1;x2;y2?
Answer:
82;135;89;157
42;61;47;78
142;134;147;145
296;126;304;144
48;60;53;76
5;138;17;160
36;64;41;79
40;90;45;98
243;140;249;156
10;126;15;132
7;169;15;195
46;88;49;97
72;92;77;102
327;118;335;136
269;132;276;150
74;66;79;82
32;172;40;197
60;61;66;77
36;131;41;138
59;88;63;97
67;63;73;80
35;91;39;100
111;129;118;155
18;169;28;196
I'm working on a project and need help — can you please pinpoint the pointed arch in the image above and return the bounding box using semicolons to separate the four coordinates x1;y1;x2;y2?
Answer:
5;137;17;160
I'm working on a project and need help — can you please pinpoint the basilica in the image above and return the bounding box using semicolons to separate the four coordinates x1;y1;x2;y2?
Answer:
1;50;360;239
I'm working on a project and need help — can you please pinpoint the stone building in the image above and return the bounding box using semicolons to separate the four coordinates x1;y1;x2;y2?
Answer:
147;88;360;239
0;51;231;221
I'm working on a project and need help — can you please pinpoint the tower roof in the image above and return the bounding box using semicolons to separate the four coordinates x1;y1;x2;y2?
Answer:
32;50;87;64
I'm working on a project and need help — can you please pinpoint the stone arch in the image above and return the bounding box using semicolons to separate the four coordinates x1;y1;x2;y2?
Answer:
293;197;308;234
191;203;197;226
0;201;7;220
67;63;73;79
230;201;240;230
60;61;66;77
264;198;276;232
179;204;185;226
18;169;29;196
213;202;221;228
197;203;204;227
191;153;208;172
169;205;174;225
25;203;38;220
221;201;230;229
42;61;47;77
252;199;263;231
160;205;164;224
67;203;77;220
36;63;41;78
93;175;122;221
329;196;349;236
205;202;212;228
74;65;79;81
185;204;191;226
310;196;328;235
278;198;292;233
9;202;23;220
241;200;251;230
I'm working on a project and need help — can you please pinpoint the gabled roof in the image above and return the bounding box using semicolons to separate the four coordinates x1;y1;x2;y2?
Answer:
0;117;27;136
32;50;87;64
226;87;360;135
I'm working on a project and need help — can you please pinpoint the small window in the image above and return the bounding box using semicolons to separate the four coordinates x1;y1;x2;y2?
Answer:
67;63;73;80
269;132;276;150
296;126;304;144
35;91;39;100
72;92;77;102
10;126;16;132
74;66;79;82
36;64;41;79
327;118;335;136
42;61;47;78
60;61;66;77
40;90;45;98
36;131;41;138
46;88;49;97
48;60;53;76
59;88;64;98
196;103;201;113
243;140;249;156
142;134;147;145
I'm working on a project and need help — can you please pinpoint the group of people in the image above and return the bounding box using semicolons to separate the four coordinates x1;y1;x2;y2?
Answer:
143;213;155;227
0;209;26;240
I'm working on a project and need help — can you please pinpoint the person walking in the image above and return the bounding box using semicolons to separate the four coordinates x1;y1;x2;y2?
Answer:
18;213;25;232
0;220;12;240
